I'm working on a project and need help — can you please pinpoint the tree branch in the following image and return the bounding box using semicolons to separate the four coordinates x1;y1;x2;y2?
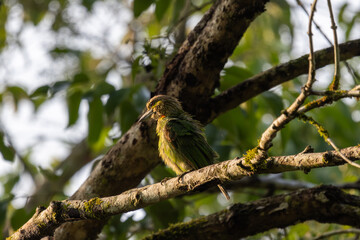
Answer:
155;0;269;120
144;185;360;240
10;146;360;239
207;38;360;123
53;0;270;238
252;0;318;162
53;121;161;239
44;1;359;238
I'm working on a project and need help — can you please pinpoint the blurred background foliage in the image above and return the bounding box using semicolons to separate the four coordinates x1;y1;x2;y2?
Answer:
0;0;360;239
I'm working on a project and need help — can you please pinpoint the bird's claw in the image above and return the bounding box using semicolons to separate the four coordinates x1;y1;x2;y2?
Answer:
160;177;171;185
177;171;191;184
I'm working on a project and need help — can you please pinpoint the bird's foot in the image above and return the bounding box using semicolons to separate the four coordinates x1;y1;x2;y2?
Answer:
177;170;192;184
160;177;171;185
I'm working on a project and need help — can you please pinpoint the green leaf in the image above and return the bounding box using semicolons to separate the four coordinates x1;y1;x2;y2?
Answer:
151;164;176;182
314;101;357;147
280;122;291;152
213;145;232;162
72;73;90;85
103;215;135;238
50;47;81;57
0;199;9;229
90;127;111;153
155;0;171;21
338;3;348;24
0;5;8;51
6;86;28;98
0;132;15;162
87;96;104;143
10;208;34;231
30;85;50;98
105;88;131;115
93;82;116;96
213;107;258;151
133;0;154;18
24;9;46;25
67;90;83;127
6;86;28;110
32;96;47;111
171;0;185;26
82;0;96;11
345;16;357;41
131;56;141;82
259;91;283;115
3;174;20;194
145;200;180;229
119;100;138;133
51;81;71;94
220;66;253;91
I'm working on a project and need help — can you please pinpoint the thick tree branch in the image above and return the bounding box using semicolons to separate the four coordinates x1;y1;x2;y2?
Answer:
144;185;360;240
207;38;360;123
10;146;360;239
53;0;270;238
54;121;161;239
156;0;269;119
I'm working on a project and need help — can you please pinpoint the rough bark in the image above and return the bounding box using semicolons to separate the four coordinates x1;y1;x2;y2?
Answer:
9;146;360;239
156;0;269;119
207;38;360;123
144;185;360;240
54;121;161;239
53;0;270;238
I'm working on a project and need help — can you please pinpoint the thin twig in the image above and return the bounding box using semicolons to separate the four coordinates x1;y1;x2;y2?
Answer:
298;113;360;169
250;0;318;164
327;0;340;90
295;0;332;44
299;85;360;112
296;0;360;83
306;0;317;90
327;138;360;169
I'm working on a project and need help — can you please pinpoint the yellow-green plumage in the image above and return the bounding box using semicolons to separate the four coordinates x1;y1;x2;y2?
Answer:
139;95;230;200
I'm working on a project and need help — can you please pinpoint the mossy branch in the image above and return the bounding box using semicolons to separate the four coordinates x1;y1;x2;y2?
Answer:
297;113;360;169
9;146;360;240
297;114;329;141
144;185;360;240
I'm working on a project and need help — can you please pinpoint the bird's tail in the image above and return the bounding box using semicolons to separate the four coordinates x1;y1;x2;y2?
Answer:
217;184;230;200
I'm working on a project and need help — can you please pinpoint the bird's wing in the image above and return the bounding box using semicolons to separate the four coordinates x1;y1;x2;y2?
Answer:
165;119;218;169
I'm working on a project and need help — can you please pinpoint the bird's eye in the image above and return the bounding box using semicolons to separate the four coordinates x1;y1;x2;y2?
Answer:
152;101;162;110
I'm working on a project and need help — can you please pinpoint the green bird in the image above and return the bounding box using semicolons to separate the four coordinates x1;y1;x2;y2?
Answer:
139;95;230;200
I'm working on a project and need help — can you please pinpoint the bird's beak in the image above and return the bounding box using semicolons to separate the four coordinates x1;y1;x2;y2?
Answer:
138;109;153;122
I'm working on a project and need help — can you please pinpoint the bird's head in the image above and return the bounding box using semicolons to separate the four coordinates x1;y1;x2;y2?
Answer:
138;95;183;121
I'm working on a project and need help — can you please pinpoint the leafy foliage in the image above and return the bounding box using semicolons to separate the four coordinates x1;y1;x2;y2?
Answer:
0;0;359;239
